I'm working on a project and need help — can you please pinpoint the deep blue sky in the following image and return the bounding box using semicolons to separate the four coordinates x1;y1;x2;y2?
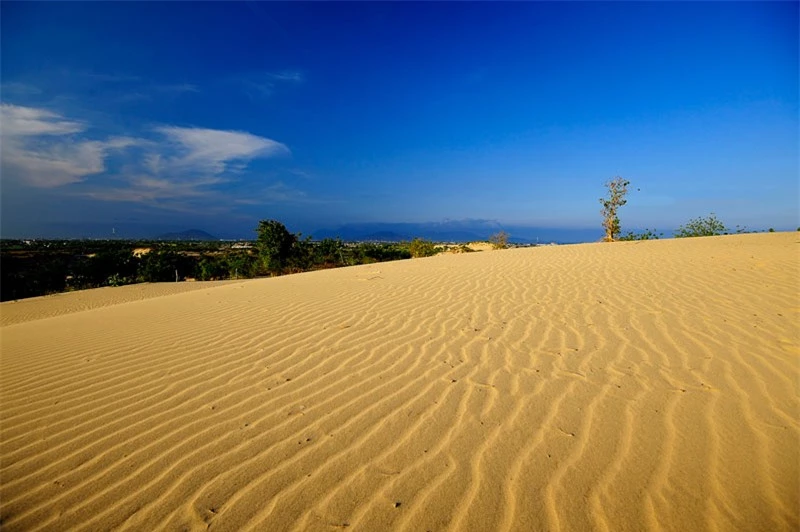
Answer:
1;1;797;239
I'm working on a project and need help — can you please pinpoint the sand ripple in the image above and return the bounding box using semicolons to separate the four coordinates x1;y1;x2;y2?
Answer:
1;233;798;530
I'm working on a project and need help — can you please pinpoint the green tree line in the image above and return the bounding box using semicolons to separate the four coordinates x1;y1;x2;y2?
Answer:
1;221;438;301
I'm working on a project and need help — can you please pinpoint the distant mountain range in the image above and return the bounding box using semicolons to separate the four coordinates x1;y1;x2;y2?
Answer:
314;220;600;244
155;229;218;241
4;220;600;244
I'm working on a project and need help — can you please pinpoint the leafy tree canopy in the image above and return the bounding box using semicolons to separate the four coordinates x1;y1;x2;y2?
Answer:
256;219;297;274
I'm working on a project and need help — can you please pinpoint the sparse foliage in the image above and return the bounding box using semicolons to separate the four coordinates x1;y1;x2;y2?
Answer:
407;238;439;258
138;250;188;282
600;177;630;242
354;243;411;263
226;252;257;279
489;231;510;249
287;234;315;273
107;273;134;287
674;213;727;238
619;228;662;241
314;238;346;267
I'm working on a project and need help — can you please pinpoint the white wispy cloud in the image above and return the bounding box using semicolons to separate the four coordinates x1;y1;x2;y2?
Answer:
1;103;85;136
2;137;140;188
0;104;140;187
155;126;289;175
268;70;304;83
85;126;290;202
84;174;226;203
2;103;299;207
4;141;105;187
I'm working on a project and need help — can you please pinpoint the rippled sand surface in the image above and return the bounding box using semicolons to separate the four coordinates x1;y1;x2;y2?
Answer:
1;233;798;531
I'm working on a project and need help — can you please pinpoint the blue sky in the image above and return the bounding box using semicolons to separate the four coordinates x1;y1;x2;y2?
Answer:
1;1;797;239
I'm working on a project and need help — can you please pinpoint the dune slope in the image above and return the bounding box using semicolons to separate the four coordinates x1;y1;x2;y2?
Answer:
1;233;798;531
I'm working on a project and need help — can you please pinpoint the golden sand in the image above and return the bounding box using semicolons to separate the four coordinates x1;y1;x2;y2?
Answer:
1;233;798;530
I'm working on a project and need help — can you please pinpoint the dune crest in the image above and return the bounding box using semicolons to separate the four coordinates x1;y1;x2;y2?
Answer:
1;233;798;531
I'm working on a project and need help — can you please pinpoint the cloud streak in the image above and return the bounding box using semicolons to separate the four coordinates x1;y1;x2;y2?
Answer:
268;71;304;83
1;104;140;187
155;126;289;176
2;102;302;212
1;104;85;136
103;127;292;203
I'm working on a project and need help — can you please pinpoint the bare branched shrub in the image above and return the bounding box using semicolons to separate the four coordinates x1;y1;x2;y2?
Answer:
489;231;509;249
600;177;630;242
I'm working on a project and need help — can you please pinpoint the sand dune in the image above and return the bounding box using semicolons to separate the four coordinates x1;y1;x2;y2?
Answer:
0;280;243;328
1;233;798;531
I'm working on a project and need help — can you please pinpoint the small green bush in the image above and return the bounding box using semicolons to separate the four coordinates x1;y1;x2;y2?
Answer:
107;273;135;287
407;238;439;258
675;214;727;238
197;255;229;280
619;228;662;241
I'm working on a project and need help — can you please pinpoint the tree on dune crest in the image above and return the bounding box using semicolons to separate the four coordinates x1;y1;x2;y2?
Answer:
600;176;630;242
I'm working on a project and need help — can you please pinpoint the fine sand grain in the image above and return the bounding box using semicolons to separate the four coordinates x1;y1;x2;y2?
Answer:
1;233;798;531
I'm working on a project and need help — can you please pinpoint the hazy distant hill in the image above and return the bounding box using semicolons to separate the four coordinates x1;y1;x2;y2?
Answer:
314;220;600;244
155;229;218;241
315;220;503;242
